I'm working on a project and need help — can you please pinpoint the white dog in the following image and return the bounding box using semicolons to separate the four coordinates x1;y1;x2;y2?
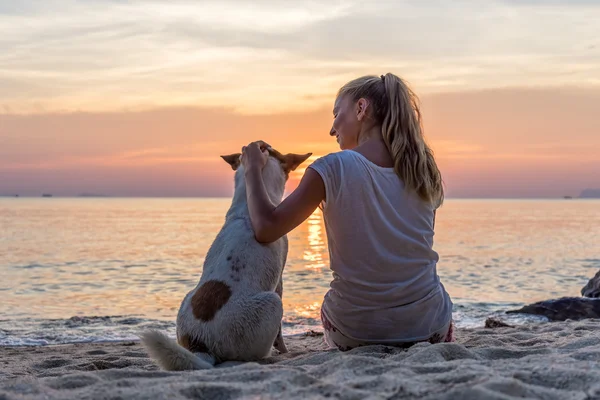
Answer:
140;146;311;370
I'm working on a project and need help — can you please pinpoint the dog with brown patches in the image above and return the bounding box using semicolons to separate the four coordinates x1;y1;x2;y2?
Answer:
140;146;311;370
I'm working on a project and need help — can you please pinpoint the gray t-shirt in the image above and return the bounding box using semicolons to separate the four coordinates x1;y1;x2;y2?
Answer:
309;150;453;342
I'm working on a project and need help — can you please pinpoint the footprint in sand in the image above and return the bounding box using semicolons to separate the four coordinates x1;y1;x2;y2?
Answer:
180;384;243;399
45;374;99;390
34;358;72;369
86;350;109;355
121;351;147;358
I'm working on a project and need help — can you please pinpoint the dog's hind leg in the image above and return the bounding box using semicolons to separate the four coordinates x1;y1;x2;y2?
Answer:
273;276;288;354
219;291;284;361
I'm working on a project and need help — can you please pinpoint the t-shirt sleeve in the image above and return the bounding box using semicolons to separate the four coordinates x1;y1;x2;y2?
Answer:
307;152;341;210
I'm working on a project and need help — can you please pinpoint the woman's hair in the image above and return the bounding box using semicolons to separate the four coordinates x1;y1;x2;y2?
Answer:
337;73;444;208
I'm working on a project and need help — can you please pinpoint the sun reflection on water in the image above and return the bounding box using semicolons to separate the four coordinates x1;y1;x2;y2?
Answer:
293;301;321;318
302;208;327;269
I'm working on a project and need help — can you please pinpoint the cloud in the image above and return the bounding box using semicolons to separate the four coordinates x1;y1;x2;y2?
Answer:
0;0;599;114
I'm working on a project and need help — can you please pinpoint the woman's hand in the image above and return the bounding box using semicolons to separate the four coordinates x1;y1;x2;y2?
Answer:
241;141;270;172
241;140;325;243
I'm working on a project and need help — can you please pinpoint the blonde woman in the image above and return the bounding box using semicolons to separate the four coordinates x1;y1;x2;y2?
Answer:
240;73;453;350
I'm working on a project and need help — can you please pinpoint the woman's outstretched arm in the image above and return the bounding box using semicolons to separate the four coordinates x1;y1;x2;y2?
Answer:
242;142;325;243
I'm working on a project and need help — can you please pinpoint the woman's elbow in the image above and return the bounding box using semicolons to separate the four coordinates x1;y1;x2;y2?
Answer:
253;221;281;244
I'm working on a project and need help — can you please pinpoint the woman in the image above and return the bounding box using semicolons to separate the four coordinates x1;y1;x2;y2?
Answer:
240;73;453;350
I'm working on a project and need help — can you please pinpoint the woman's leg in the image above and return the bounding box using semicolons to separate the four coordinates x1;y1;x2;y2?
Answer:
321;308;455;351
320;308;368;351
427;320;455;344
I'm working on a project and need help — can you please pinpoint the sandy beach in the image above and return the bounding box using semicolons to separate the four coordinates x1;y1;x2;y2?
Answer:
2;320;600;399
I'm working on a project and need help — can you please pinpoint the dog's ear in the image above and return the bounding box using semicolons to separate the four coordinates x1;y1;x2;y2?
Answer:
281;152;312;173
266;148;312;173
220;153;241;170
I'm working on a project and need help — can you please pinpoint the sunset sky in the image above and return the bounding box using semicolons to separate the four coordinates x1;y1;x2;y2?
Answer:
1;0;599;198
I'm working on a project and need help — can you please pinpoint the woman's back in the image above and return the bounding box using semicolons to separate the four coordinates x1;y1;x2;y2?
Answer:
309;150;453;342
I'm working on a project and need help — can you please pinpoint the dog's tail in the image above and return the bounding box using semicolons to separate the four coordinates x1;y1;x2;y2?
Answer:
140;330;215;371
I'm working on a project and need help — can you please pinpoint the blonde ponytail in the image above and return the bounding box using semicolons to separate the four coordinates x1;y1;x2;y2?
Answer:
338;73;444;207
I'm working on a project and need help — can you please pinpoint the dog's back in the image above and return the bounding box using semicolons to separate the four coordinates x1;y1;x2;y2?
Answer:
193;216;287;296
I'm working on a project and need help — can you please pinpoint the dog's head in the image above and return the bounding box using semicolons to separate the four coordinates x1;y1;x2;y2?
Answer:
220;147;311;180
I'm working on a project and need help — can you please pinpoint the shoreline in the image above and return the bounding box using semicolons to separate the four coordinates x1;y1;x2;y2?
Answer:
0;308;552;347
2;320;600;399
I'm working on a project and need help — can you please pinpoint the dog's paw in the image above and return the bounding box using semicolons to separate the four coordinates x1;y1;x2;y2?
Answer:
273;338;288;354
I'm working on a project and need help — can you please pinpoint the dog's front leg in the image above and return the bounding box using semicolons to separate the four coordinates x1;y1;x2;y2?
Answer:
273;276;288;353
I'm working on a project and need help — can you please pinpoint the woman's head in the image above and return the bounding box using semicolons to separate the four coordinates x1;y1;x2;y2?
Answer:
333;73;444;207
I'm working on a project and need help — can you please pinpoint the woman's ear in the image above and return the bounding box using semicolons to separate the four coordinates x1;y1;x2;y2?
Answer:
356;98;369;121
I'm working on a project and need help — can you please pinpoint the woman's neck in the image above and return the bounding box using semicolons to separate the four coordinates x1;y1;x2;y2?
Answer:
354;124;394;168
357;124;383;146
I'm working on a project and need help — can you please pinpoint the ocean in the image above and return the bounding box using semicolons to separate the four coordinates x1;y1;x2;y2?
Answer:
1;197;599;346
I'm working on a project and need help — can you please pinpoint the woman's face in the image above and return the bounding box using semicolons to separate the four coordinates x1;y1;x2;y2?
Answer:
330;95;361;150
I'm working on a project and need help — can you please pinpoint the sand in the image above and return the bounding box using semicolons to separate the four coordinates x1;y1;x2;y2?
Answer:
2;321;600;399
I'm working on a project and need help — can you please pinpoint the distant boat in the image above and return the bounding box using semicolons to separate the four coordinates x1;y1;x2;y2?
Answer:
564;196;573;199
42;194;53;197
77;193;109;197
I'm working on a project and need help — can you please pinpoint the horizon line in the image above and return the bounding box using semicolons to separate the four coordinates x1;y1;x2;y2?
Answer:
0;195;597;200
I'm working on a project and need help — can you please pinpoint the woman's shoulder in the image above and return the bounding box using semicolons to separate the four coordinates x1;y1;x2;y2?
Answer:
312;150;396;175
309;151;340;170
314;150;343;161
310;151;360;176
310;150;358;166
